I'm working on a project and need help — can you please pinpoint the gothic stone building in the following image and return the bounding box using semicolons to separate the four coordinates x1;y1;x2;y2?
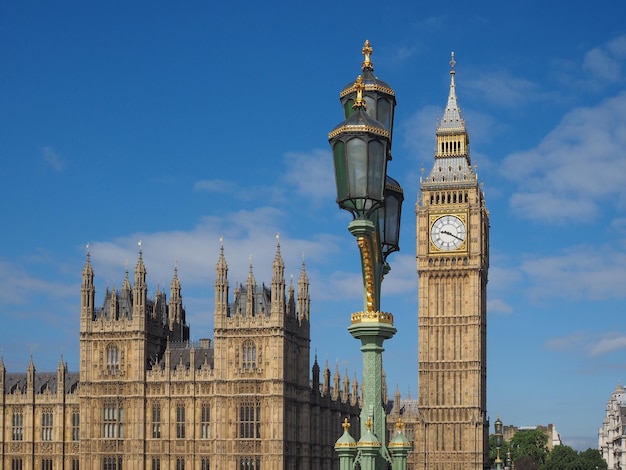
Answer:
599;382;626;469
0;243;360;469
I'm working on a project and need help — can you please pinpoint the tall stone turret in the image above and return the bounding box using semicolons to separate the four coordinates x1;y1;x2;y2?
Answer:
214;242;229;322
271;239;286;317
297;259;310;323
133;242;147;320
81;248;95;320
168;266;183;330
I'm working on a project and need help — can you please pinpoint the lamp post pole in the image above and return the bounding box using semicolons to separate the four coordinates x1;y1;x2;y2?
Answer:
495;417;504;470
504;448;512;470
329;40;407;470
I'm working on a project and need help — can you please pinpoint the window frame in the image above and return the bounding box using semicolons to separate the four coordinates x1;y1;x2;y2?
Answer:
103;403;124;439
201;404;210;439
41;410;53;441
12;411;23;441
176;404;186;439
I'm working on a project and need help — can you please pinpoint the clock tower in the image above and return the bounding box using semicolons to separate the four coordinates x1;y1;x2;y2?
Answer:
415;53;490;469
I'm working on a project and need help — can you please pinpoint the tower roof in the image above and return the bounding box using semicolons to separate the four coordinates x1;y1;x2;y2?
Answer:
135;240;146;276
340;40;395;102
82;244;94;277
422;52;477;189
437;52;465;134
329;75;389;140
171;263;181;291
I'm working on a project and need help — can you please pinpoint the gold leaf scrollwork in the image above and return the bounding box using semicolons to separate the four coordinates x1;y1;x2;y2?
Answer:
350;311;394;324
357;237;376;313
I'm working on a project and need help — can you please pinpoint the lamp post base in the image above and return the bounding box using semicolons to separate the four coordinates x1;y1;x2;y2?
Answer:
348;318;396;468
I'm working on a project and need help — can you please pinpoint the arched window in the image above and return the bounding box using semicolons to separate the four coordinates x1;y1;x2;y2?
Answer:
72;410;80;441
102;457;122;470
239;402;261;439
240;459;260;470
201;404;210;439
12;411;23;441
103;403;123;438
242;340;256;370
41;409;53;441
152;404;161;438
106;344;119;370
176;404;185;439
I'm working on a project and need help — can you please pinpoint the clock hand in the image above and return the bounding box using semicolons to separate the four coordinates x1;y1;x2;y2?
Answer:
441;230;464;242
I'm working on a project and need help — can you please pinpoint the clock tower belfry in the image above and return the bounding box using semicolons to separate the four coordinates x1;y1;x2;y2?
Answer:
415;53;490;469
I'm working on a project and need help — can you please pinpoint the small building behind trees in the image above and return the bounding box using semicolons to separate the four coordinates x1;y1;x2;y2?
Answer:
504;423;563;451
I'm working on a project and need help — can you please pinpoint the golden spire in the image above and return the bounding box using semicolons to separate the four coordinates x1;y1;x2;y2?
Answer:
342;417;351;431
352;75;366;108
395;418;404;432
361;39;373;70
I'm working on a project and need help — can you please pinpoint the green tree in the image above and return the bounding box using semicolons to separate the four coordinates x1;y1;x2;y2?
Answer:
538;445;607;470
509;429;549;467
542;445;580;470
578;448;607;470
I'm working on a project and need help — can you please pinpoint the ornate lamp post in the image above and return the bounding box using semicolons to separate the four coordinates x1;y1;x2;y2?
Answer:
329;40;406;470
505;448;512;470
494;417;504;470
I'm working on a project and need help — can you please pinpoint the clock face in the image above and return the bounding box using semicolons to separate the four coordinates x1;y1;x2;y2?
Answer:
430;215;467;251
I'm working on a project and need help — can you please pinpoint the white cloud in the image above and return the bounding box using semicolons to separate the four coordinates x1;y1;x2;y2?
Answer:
193;179;235;193
42;146;64;171
509;192;598;221
193;149;336;208
401;105;440;163
488;298;513;315
282;149;335;203
382;253;417;296
487;263;524;294
0;259;74;305
464;71;541;108
324;270;364;302
520;247;626;301
546;331;626;359
545;332;588;352
584;48;621;82
582;34;626;84
87;206;347;297
502;91;626;222
387;37;428;65
588;335;626;357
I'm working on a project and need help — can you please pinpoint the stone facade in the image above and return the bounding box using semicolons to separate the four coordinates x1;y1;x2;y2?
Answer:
599;382;626;469
388;54;490;470
0;243;360;469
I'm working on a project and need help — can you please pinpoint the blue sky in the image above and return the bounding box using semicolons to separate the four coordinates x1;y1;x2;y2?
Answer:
2;0;626;451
